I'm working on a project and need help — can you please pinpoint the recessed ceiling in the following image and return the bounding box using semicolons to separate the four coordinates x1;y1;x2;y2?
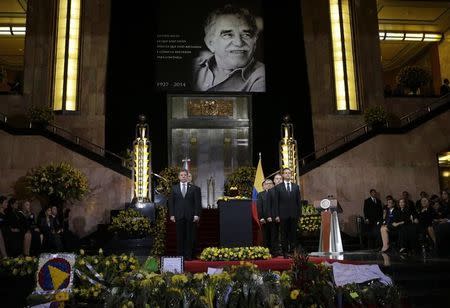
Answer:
378;0;450;32
377;0;450;71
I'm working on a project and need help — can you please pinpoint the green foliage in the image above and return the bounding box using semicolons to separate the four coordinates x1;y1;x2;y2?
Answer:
299;204;321;234
396;66;430;91
224;166;256;198
0;256;37;277
1;252;401;307
156;166;181;196
150;205;167;256
287;251;336;307
200;246;271;261
74;251;139;302
24;162;89;206
108;208;153;238
27;105;54;125
364;105;388;127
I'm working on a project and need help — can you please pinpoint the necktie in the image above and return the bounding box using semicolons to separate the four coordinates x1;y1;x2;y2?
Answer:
287;183;291;193
182;183;187;197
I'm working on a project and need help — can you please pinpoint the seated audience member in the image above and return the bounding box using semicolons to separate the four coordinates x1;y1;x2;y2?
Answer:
363;189;383;249
6;198;25;256
413;197;436;247
380;198;415;253
440;78;450;96
62;208;79;250
440;189;449;211
380;198;399;252
40;207;63;251
415;191;428;212
401;191;416;215
20;200;42;256
0;196;8;257
396;198;416;253
51;206;63;233
434;189;450;256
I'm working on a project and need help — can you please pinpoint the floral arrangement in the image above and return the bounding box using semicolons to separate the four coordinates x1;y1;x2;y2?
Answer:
27;105;54;126
1;251;400;307
200;246;271;261
224;166;256;198
217;195;248;201
285;251;336;307
74;249;139;302
149;205;167;256
155;166;181;196
0;256;37;277
396;65;430;93
25;162;89;206
108;208;153;238
299;204;321;234
364;105;388;127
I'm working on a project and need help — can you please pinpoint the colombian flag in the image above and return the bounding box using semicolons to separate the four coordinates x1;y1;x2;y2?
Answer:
252;156;265;245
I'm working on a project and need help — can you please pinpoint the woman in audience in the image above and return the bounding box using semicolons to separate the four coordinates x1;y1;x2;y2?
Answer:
40;207;63;251
434;189;450;256
413;197;436;246
20;200;42;256
396;198;416;253
440;189;449;212
380;198;399;252
0;196;8;257
380;198;415;253
6;198;25;256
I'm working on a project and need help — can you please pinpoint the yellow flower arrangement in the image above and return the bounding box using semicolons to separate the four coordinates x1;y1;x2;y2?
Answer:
25;162;89;205
109;208;153;238
290;289;300;300
0;256;38;276
200;246;271;261
299;204;321;234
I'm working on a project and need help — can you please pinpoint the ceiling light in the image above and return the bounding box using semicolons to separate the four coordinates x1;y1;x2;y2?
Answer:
379;31;442;42
0;26;26;36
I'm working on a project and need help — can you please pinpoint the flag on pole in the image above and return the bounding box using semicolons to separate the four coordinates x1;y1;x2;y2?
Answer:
252;155;265;245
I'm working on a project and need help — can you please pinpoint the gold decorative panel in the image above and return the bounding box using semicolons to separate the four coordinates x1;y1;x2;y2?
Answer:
187;99;233;117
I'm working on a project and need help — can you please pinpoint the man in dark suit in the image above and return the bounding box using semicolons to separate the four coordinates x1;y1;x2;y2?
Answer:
268;173;283;256
169;169;202;260
257;179;274;253
363;189;383;249
272;168;302;258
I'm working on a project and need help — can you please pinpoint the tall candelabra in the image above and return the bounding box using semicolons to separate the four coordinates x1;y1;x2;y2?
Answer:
132;115;152;203
279;115;300;184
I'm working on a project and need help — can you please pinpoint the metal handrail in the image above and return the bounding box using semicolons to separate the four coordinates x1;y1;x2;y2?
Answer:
299;93;450;166
0;111;127;164
43;122;125;160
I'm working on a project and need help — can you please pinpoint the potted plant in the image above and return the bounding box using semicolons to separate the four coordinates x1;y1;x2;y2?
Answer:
24;162;89;208
224;166;256;198
396;66;430;95
155;166;181;196
364;105;388;129
27;105;54;127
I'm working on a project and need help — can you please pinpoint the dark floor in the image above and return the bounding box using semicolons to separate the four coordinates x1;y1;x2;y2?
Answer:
310;250;450;308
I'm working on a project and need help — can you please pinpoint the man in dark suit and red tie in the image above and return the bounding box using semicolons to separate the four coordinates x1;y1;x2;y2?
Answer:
169;169;202;260
272;167;302;258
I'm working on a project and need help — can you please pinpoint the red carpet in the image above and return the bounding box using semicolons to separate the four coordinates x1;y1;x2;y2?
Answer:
184;256;360;273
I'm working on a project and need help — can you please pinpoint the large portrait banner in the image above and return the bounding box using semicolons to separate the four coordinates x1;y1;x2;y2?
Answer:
155;0;265;93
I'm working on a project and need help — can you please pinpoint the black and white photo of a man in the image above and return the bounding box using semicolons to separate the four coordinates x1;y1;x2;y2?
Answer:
192;5;265;92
